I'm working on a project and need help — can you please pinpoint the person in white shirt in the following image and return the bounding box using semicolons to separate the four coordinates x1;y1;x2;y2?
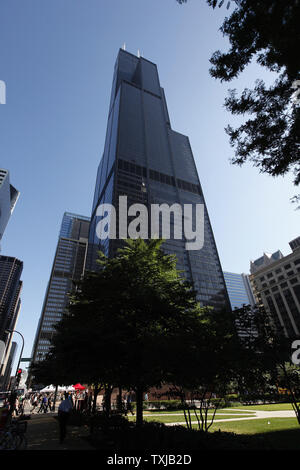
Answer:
57;394;73;443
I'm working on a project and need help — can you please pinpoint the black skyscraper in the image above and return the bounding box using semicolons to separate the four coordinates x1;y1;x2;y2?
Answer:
0;256;23;343
87;49;229;310
0;256;22;386
31;213;90;363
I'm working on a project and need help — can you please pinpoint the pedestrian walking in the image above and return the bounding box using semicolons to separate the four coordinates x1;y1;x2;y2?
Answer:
38;395;48;413
31;395;38;413
17;395;25;415
48;395;54;412
57;394;73;444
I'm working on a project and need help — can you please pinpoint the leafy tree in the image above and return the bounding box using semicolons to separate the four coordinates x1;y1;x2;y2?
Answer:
166;305;239;431
177;0;300;189
32;239;224;427
90;238;217;427
29;352;63;389
233;304;300;423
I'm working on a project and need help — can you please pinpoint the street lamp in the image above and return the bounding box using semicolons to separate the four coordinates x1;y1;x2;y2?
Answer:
5;329;24;390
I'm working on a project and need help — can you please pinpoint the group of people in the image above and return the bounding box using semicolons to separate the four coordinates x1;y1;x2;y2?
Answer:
30;393;56;413
2;391;75;415
0;389;82;444
1;391;28;417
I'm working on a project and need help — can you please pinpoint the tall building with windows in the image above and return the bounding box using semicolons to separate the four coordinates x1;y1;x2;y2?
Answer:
0;169;19;243
0;256;23;387
87;49;229;310
31;212;90;363
250;236;300;338
0;256;23;342
223;272;255;310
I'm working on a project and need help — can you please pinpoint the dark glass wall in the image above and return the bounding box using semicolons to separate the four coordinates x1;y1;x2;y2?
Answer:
87;49;230;310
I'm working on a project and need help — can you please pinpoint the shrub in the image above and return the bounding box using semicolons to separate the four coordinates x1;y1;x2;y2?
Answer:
131;400;183;411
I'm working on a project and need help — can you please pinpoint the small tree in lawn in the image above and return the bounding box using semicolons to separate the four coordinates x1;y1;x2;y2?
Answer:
166;305;238;432
233;304;300;424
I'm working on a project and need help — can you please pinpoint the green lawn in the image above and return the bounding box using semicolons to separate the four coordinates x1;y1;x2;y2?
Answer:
126;405;300;449
208;417;299;435
209;418;300;450
128;411;254;424
230;403;295;411
144;409;253;415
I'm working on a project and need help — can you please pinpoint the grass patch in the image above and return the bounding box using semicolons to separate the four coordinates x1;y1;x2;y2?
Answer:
208;418;300;450
208;417;299;434
144;409;253;415
127;413;253;424
234;403;295;412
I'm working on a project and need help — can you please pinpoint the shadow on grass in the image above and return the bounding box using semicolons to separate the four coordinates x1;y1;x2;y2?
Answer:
247;428;300;450
85;419;300;451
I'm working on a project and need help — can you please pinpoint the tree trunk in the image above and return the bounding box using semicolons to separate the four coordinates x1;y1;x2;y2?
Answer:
90;385;100;436
92;385;99;415
281;364;300;425
117;386;123;413
135;387;144;427
53;385;58;412
104;386;112;416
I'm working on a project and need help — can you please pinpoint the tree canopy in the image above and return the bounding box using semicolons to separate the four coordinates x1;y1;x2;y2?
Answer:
30;239;237;425
177;0;300;187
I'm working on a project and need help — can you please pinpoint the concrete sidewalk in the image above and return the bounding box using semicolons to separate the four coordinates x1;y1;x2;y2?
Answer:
25;413;95;450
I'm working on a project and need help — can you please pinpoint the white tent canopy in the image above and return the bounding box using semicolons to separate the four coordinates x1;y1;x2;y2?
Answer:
39;385;75;392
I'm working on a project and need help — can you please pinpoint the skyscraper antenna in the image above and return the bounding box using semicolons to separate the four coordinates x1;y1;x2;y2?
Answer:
122;43;126;51
137;49;140;58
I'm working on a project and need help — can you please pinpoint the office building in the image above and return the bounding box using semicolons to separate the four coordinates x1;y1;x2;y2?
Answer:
250;236;300;338
0;256;23;387
0;169;19;243
31;212;90;363
0;256;23;342
87;49;229;310
0;341;17;390
223;271;255;310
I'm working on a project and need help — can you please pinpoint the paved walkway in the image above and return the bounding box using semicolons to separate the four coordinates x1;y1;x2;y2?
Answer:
25;412;95;450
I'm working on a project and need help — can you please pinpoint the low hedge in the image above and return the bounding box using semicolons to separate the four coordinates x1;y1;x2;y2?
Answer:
130;400;183;411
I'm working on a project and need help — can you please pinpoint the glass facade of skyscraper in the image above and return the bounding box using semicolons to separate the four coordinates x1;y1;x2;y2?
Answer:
0;169;19;242
31;212;90;363
0;256;23;342
87;49;230;310
0;256;23;388
223;271;255;310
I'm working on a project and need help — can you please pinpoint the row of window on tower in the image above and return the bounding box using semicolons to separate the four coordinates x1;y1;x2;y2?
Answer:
117;158;201;196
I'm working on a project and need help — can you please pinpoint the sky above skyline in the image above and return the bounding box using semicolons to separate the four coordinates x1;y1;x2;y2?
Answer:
1;0;299;363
